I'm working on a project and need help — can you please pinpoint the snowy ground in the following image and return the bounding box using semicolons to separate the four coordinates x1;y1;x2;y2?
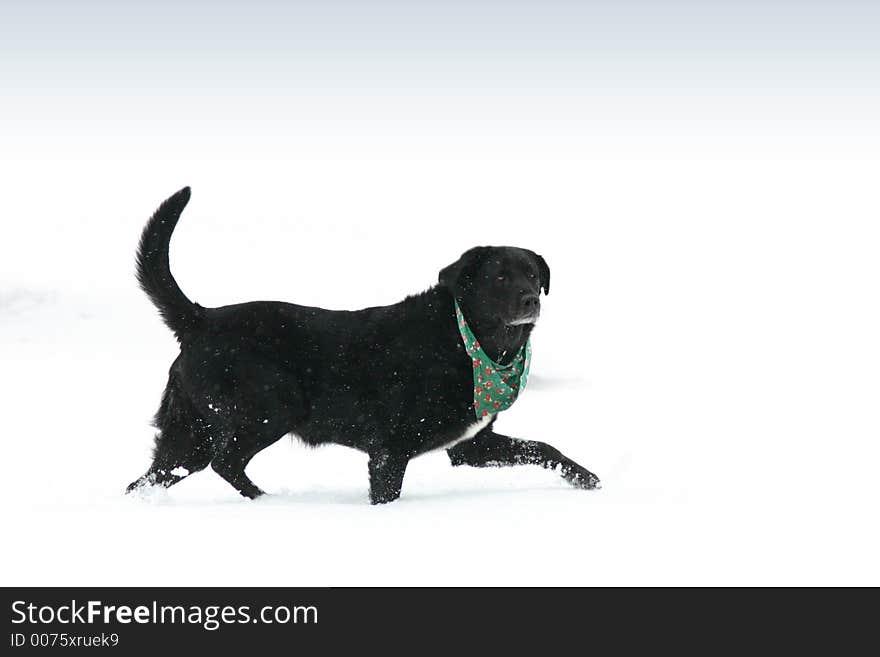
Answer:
2;2;879;586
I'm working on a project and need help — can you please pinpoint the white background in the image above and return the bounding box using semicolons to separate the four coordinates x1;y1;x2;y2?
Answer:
1;1;878;585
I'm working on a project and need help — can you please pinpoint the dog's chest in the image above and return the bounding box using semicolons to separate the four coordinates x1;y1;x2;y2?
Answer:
439;414;493;451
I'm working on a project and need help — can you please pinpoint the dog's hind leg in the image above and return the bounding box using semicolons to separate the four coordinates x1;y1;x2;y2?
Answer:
126;424;212;493
126;376;214;494
210;425;285;499
447;428;601;490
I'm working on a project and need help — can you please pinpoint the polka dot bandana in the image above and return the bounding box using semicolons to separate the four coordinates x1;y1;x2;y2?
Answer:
454;300;531;419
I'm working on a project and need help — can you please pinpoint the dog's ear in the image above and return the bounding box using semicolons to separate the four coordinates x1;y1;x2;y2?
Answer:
439;246;492;292
527;251;550;295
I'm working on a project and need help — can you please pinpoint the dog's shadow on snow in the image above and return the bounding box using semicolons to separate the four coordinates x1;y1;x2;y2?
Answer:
124;483;585;508
255;483;581;507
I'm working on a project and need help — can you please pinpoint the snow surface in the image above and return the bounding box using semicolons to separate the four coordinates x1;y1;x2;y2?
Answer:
2;2;879;586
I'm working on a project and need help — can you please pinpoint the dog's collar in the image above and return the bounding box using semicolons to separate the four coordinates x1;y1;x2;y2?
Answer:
454;300;531;419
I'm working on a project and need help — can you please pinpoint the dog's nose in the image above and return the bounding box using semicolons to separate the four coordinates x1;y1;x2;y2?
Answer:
521;294;540;312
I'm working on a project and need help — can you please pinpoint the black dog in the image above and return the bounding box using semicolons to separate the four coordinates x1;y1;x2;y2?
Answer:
126;187;600;503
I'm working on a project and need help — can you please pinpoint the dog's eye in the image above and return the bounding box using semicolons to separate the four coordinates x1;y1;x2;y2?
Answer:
496;276;505;282
528;273;536;279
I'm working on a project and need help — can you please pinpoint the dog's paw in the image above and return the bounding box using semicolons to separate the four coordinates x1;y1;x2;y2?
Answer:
124;479;172;504
125;473;157;495
369;488;403;505
562;465;602;491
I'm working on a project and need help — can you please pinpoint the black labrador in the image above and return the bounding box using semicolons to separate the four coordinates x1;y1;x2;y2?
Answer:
126;187;600;503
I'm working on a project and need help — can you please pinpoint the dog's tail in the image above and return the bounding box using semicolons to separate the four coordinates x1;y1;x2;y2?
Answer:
136;187;204;341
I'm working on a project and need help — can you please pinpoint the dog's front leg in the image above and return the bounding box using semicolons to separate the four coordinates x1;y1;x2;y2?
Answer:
368;448;410;505
447;429;601;490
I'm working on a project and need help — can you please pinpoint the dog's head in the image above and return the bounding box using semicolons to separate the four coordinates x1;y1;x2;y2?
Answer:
439;247;549;358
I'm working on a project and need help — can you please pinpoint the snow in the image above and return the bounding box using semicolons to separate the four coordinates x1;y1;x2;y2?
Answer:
2;2;879;586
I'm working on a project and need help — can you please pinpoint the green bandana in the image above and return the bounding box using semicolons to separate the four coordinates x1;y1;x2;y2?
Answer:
455;300;531;419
